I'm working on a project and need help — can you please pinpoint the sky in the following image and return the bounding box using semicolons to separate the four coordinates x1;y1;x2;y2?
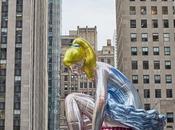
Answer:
62;0;116;50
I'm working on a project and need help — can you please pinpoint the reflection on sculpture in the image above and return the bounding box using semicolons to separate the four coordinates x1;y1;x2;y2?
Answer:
63;37;165;130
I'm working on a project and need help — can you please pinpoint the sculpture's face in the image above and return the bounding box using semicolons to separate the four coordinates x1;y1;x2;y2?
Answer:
70;60;84;75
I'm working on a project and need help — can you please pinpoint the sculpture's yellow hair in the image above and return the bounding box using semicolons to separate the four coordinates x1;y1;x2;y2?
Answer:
63;37;96;79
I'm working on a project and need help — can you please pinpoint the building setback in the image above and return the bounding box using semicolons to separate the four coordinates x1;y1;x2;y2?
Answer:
0;0;48;130
116;0;175;129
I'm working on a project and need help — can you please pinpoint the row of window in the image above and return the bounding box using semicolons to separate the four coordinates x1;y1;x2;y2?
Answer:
129;6;175;15
131;47;171;56
132;60;172;70
131;33;174;42
143;89;173;98
130;19;175;28
132;74;172;84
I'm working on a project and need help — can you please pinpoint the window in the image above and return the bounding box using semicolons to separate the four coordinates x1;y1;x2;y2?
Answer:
0;119;5;130
141;19;147;28
143;61;149;69
144;89;150;98
141;33;148;42
64;75;68;81
0;102;5;110
144;104;150;110
163;33;170;42
154;75;161;83
84;82;87;88
130;33;137;42
163;19;169;28
166;112;174;123
107;59;111;64
130;20;136;28
131;47;137;55
142;47;148;55
173;6;175;14
101;59;104;62
0;48;7;60
153;47;159;55
132;61;138;69
1;32;7;44
15;30;22;44
152;33;159;42
1;20;8;28
165;75;172;84
154;61;160;69
143;75;149;84
140;6;146;15
130;6;136;15
15;48;22;59
155;89;161;98
89;82;92;88
151;6;157;15
132;75;138;84
0;69;6;76
165;60;171;69
166;89;173;98
16;17;22;28
164;47;170;55
152;19;158;28
80;82;83;88
162;6;168;15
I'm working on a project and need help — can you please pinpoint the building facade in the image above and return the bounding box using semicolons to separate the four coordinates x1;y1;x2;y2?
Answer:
116;0;175;129
0;0;48;130
47;0;61;130
97;39;115;66
59;26;97;130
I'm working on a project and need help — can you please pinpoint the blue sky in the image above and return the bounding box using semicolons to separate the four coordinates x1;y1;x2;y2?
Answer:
62;0;116;50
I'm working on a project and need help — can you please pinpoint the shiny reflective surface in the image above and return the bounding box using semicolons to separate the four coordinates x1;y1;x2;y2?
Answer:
63;38;165;130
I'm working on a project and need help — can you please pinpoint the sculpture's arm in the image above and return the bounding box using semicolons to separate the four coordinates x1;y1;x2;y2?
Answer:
92;68;108;130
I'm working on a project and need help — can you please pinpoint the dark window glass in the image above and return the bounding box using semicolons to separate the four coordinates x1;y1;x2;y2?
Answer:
132;61;138;69
143;61;149;69
143;75;149;84
152;19;158;28
166;89;173;98
155;89;161;98
132;75;138;84
163;19;169;28
141;19;147;28
154;75;161;83
144;104;150;110
130;20;136;28
166;112;174;123
144;89;150;98
154;61;160;69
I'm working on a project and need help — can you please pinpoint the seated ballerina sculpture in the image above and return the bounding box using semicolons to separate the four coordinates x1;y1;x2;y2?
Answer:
63;37;165;130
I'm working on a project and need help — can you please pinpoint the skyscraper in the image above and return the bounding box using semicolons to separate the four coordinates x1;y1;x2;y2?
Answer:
0;0;48;130
116;0;175;129
47;0;61;130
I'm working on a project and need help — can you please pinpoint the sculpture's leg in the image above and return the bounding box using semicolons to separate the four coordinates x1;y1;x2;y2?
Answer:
65;93;83;130
65;93;95;130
